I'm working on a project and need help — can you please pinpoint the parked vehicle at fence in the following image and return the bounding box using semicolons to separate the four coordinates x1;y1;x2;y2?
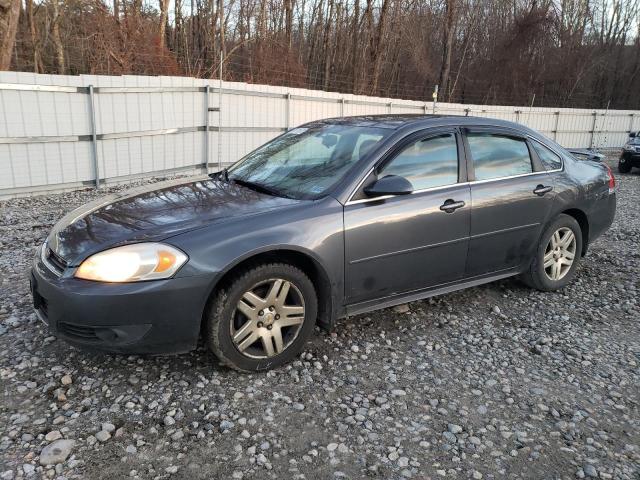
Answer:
31;115;617;371
619;132;640;173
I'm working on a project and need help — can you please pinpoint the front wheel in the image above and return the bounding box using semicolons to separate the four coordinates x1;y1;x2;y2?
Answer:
521;214;583;291
618;156;632;173
206;263;317;372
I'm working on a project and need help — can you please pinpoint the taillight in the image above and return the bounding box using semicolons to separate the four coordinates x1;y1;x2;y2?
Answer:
605;164;615;193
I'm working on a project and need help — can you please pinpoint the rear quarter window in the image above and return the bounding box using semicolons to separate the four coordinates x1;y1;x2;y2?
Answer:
531;140;563;170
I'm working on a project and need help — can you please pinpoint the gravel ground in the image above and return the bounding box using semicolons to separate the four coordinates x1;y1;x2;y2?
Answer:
1;160;639;480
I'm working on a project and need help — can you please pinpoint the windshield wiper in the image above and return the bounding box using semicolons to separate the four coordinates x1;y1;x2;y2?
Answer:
231;178;292;199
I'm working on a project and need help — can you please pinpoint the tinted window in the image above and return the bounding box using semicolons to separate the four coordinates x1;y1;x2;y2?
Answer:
467;133;532;181
531;140;562;170
379;134;458;190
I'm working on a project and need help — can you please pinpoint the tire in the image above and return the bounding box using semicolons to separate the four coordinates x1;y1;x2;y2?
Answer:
521;214;583;292
206;263;318;372
618;157;632;173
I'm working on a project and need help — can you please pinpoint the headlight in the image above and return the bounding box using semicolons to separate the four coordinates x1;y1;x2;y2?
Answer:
75;243;188;282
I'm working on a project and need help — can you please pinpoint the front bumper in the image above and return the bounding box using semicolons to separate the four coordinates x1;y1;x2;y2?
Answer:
31;250;213;354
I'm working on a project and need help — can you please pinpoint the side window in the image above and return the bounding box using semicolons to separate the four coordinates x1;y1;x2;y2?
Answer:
467;133;533;181
379;134;458;190
531;140;562;170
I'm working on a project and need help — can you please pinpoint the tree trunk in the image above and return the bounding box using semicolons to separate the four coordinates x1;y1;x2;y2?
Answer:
159;0;169;49
218;0;225;73
322;0;334;90
350;0;360;93
113;0;119;23
438;0;457;98
0;0;20;70
51;0;65;74
284;0;293;49
370;0;390;95
26;0;43;73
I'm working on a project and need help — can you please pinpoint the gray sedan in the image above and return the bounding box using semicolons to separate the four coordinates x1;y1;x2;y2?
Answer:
31;115;617;371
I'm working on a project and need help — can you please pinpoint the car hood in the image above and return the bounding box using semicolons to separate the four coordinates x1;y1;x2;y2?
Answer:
47;176;303;265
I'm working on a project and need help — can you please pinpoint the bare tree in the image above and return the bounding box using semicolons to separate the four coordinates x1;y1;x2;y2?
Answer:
159;0;170;49
0;0;19;70
5;0;640;109
26;0;43;73
438;0;456;98
51;0;65;74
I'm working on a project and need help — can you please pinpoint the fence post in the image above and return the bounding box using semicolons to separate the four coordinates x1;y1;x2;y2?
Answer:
553;111;560;141
515;110;521;123
629;113;635;135
204;85;210;173
340;98;345;117
432;84;438;114
285;93;291;130
589;111;597;148
388;102;392;114
218;77;223;171
88;85;100;188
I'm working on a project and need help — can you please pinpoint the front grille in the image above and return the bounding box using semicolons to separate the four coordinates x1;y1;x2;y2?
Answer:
46;248;68;273
58;322;100;342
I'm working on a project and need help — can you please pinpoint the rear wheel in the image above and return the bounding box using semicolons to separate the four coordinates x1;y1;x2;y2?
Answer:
206;263;317;372
618;156;632;173
521;214;583;291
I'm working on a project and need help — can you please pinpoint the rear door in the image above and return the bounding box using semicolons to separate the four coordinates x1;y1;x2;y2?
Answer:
343;129;471;304
463;128;556;277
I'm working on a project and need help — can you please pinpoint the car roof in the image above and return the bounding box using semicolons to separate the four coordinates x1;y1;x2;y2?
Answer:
309;114;535;134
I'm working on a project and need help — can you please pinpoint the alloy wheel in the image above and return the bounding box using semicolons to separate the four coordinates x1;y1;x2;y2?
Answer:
543;227;577;281
230;278;305;358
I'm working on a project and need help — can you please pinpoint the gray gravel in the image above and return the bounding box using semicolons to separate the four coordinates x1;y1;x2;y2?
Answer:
1;161;639;479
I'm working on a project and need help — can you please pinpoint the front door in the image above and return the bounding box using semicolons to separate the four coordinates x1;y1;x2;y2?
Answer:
344;130;471;305
463;129;556;277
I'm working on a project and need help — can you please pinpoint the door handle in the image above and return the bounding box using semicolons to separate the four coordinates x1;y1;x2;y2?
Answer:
533;185;553;196
439;199;466;213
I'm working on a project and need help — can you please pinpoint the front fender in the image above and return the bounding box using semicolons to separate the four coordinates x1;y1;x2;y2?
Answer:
167;196;346;322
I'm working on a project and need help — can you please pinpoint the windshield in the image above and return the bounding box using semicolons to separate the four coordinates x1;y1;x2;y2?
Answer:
227;123;391;199
628;136;640;145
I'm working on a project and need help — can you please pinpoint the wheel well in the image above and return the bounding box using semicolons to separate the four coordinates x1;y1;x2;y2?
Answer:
561;208;589;256
205;250;334;331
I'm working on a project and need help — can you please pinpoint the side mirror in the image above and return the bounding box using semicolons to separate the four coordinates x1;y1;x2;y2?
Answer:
364;175;413;197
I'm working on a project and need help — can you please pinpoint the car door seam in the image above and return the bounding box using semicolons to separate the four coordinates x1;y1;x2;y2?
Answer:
349;236;470;265
469;222;540;240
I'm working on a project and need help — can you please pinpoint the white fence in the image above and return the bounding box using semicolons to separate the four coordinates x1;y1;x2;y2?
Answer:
1;72;639;198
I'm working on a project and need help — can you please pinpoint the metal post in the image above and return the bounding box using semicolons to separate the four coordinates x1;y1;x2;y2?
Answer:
218;54;223;171
432;85;439;114
388;102;392;114
204;85;211;173
553;111;560;141
629;113;635;135
424;104;428;115
515;110;521;123
88;85;100;188
589;111;597;149
286;93;292;129
340;98;345;117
